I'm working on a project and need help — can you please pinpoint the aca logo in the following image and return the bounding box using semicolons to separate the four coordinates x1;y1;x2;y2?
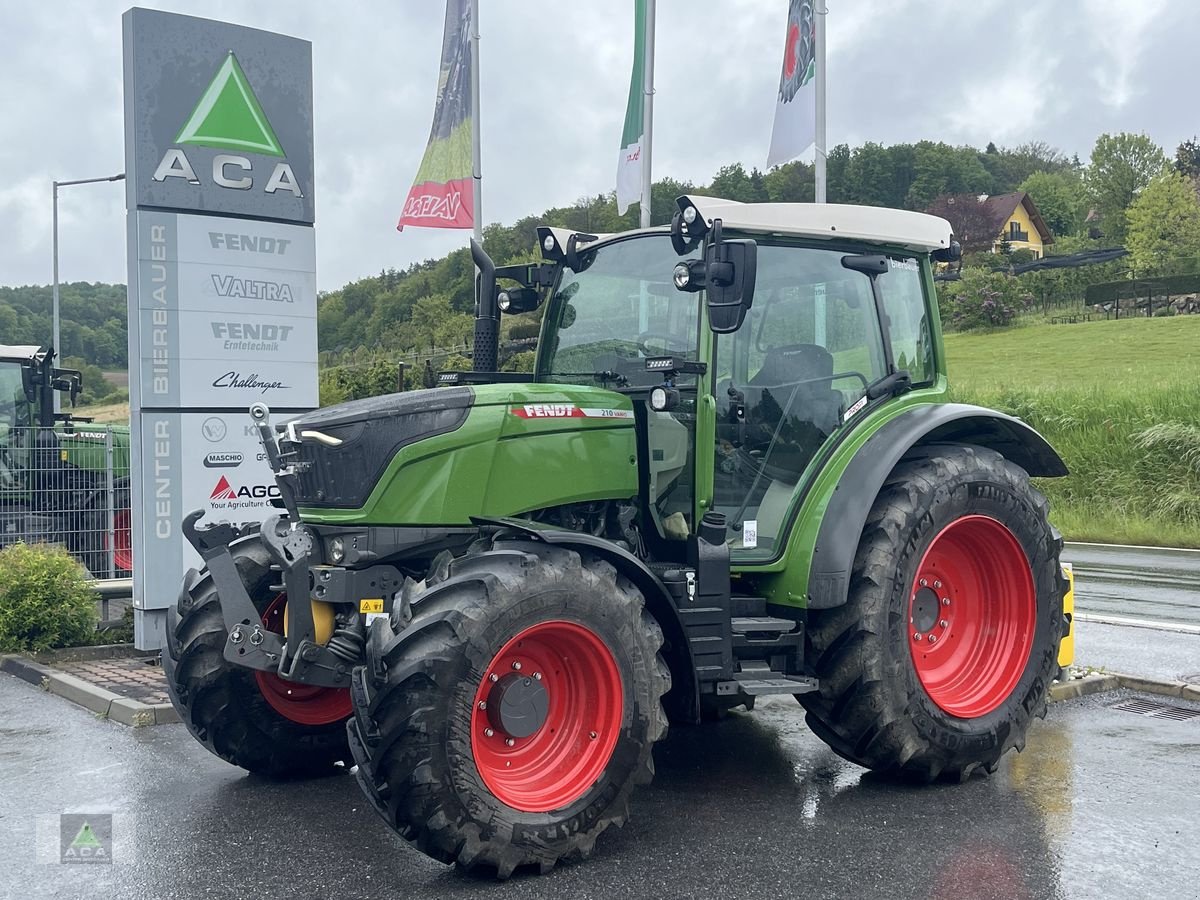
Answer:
152;52;302;197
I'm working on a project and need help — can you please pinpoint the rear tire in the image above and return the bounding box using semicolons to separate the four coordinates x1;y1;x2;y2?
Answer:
349;539;670;878
163;537;353;778
800;445;1065;781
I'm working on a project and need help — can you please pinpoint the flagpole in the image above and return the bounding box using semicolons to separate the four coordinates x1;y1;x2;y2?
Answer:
814;0;827;203
470;0;482;242
639;0;655;228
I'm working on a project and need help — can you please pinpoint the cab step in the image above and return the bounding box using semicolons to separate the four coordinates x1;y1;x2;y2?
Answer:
716;661;818;697
731;616;798;635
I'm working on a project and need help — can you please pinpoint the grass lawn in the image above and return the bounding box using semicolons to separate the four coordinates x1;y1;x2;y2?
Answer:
945;314;1200;391
944;316;1200;547
79;401;130;424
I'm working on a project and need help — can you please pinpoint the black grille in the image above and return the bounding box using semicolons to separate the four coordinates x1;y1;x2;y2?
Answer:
286;387;472;509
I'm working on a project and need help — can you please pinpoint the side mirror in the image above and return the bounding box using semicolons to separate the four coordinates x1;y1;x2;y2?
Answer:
931;240;962;263
704;220;757;334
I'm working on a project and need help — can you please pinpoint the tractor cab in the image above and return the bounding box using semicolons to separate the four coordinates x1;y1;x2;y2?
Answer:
527;196;953;560
0;345;83;497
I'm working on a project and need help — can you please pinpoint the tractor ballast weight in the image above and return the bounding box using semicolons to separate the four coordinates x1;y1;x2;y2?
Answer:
164;197;1072;877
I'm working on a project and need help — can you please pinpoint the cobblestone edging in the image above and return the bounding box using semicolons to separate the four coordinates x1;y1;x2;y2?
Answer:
0;653;178;727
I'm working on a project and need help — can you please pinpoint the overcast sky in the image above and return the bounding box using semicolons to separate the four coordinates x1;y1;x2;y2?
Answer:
1;0;1194;291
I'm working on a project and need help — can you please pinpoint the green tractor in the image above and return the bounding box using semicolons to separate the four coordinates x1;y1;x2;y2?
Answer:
0;344;133;577
165;197;1070;877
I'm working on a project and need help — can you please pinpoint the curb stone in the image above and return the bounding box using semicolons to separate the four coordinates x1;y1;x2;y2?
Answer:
1049;669;1200;704
0;653;179;727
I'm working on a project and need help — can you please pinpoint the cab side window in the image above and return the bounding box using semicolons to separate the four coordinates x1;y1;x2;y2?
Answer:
879;257;934;385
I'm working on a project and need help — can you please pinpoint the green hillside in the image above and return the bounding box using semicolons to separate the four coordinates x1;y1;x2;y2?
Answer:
947;317;1200;547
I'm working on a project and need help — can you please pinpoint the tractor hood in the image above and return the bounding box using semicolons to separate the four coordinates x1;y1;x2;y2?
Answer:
288;383;638;525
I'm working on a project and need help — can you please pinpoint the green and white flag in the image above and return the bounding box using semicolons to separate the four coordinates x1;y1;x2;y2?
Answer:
616;0;647;216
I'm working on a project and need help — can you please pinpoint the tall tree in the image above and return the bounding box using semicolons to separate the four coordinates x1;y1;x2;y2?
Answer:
1125;171;1200;274
1084;132;1168;240
1019;170;1085;237
1174;137;1200;179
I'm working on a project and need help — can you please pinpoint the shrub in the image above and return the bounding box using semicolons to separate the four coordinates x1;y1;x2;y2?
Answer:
502;350;536;374
0;543;97;652
938;268;1033;330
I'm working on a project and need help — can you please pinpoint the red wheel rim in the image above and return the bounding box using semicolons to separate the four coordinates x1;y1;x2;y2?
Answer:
253;594;352;726
105;509;134;572
470;621;623;813
908;515;1036;718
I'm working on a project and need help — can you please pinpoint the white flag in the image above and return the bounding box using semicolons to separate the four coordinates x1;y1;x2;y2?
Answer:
767;0;817;168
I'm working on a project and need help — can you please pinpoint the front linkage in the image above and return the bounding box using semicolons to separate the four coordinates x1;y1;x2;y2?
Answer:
181;403;402;690
181;509;392;690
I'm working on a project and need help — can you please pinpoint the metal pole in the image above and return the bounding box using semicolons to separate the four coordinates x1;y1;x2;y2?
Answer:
51;181;60;413
640;0;656;229
105;429;116;581
470;0;483;244
49;173;125;413
814;1;828;203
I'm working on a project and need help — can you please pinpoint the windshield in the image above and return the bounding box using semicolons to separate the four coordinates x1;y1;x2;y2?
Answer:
537;234;700;388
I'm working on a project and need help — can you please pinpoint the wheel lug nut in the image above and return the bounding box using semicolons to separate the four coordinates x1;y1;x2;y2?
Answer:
933;580;942;589
928;634;938;643
941;597;951;607
939;620;949;629
489;673;499;682
533;672;542;680
484;728;494;737
913;633;923;642
512;661;522;671
478;700;487;710
589;731;598;740
919;578;928;587
505;738;515;747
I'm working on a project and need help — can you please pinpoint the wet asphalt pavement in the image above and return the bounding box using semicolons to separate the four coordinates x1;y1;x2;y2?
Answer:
2;660;1198;900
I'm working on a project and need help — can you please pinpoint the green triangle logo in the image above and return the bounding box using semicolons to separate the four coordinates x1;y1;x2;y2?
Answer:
175;52;284;157
71;822;103;849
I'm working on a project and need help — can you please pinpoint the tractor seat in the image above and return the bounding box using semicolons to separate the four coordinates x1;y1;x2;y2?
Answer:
718;344;844;479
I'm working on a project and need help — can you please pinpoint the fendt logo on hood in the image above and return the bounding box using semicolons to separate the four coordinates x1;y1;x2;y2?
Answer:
152;52;302;197
209;475;281;509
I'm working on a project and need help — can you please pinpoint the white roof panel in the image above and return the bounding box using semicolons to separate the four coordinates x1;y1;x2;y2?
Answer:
681;195;954;253
0;344;44;360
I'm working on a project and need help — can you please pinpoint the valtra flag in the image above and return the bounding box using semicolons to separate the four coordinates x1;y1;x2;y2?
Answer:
616;0;647;216
767;0;817;168
398;0;474;231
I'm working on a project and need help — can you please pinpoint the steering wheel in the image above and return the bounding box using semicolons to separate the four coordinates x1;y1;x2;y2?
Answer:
637;332;690;356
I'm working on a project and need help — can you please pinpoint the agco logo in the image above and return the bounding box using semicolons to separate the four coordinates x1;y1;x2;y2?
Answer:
152;52;302;197
209;475;281;506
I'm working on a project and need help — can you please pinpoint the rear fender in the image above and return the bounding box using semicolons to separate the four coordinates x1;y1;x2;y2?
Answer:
473;516;700;724
807;403;1067;610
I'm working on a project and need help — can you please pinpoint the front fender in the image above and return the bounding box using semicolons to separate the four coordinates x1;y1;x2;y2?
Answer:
806;403;1067;610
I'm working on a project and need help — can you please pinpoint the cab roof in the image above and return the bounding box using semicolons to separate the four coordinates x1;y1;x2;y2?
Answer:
678;195;955;253
0;344;44;362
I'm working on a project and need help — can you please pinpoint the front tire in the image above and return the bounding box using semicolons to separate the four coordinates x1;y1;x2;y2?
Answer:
800;445;1065;781
349;539;670;878
163;537;353;778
